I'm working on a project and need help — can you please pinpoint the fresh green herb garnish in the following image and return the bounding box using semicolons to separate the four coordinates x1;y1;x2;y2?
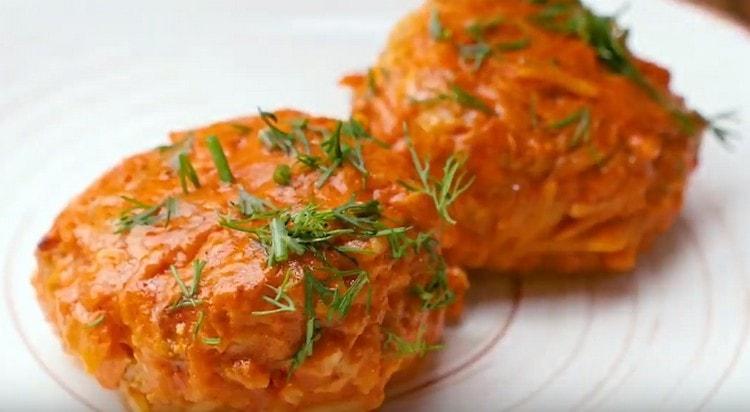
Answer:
164;197;178;227
569;108;591;148
449;84;494;114
157;135;194;168
430;9;452;42
296;154;322;170
549;107;593;149
169;259;206;311
341;118;374;142
317;121;370;188
273;164;293;186
549;108;586;130
414;262;454;310
269;216;305;266
206;136;235;184
385;327;443;358
115;196;177;234
387;230;428;260
290;270;321;374
459;17;529;71
317;122;345;187
403;131;474;225
461;19;500;70
706;111;739;146
497;37;532;51
326;269;369;321
201;336;221;346
530;0;709;137
177;152;201;194
252;270;297;316
412;85;494;115
411;234;455;310
287;267;372;374
233;189;272;218
84;314;105;329
192;310;205;337
192;310;220;345
460;43;492;71
289;118;312;154
257;112;375;188
259;110;302;155
466;17;503;42
220;198;409;266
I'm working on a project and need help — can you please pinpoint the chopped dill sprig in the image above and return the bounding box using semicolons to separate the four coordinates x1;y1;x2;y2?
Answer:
258;109;303;155
460;17;503;70
460;43;492;71
466;17;503;42
569;108;591;148
192;310;205;337
270;216;303;266
115;196;177;234
413;85;494;115
385;327;443;358
429;9;452;42
169;259;206;311
317;121;345;187
193;310;221;346
205;136;235;184
326;269;369;321
461;16;530;69
497;37;532;52
296;154;322;170
706;111;740;146
549;107;592;148
201;336;221;346
411;234;455;310
232;189;273;218
177;152;201;194
252;270;297;316
403;130;474;225
288;267;372;374
448;84;495;115
290;269;321;375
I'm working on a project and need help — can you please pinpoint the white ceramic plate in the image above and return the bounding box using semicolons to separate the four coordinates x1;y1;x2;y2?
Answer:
2;0;750;410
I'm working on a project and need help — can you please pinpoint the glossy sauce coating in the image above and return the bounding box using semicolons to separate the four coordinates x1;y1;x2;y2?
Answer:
344;0;704;273
33;110;467;411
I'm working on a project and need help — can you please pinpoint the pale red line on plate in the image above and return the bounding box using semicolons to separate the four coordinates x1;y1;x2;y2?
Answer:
570;277;640;411
694;208;750;411
653;221;717;406
502;278;596;411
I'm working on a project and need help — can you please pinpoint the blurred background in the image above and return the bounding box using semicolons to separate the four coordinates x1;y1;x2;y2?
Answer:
693;0;750;22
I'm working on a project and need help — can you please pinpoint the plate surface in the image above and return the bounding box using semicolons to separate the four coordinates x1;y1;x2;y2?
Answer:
1;0;750;410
